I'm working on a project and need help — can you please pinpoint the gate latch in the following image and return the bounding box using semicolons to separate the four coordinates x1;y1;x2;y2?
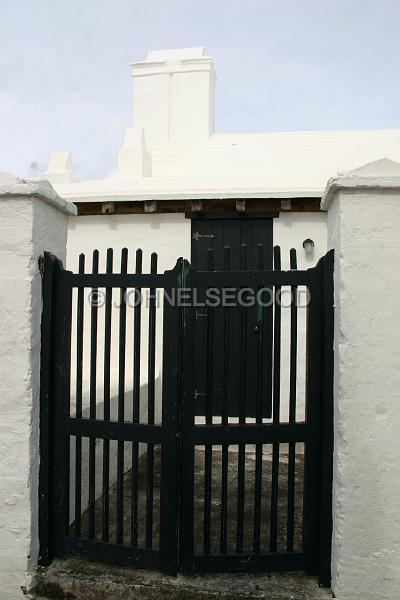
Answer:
192;232;216;241
196;311;207;319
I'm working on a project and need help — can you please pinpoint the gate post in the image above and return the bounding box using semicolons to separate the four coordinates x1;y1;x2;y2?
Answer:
322;159;400;600
0;173;76;599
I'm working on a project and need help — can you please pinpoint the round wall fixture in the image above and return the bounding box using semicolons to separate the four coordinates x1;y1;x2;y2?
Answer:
302;238;314;254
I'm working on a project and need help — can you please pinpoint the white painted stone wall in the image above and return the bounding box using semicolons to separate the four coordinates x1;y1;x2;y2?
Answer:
322;158;400;600
0;174;76;600
67;213;191;274
66;211;326;286
67;213;190;397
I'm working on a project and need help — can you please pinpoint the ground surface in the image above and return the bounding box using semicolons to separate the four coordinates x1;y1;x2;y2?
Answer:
77;446;304;553
32;447;330;599
32;558;332;600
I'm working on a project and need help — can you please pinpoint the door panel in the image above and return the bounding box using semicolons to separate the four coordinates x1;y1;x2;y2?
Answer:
191;216;273;418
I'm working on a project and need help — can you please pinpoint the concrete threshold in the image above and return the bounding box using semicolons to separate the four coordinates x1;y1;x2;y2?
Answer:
31;558;332;600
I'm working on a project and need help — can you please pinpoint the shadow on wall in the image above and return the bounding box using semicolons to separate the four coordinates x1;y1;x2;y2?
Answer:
68;374;162;525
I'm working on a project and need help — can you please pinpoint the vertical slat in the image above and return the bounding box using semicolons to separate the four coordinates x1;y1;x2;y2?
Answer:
160;259;185;575
116;248;128;544
287;248;298;551
264;290;274;421
253;243;264;552
146;252;158;549
88;249;99;540
131;248;142;547
220;245;230;554
204;248;214;554
318;249;334;587
52;264;73;555
270;245;281;552
74;253;85;538
39;253;59;565
303;259;324;574
236;243;247;554
102;248;113;542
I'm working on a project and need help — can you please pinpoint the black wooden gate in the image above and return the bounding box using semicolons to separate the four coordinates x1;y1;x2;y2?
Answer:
39;246;334;587
39;250;182;575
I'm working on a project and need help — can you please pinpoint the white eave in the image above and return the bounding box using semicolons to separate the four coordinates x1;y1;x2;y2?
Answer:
53;177;323;204
45;128;400;204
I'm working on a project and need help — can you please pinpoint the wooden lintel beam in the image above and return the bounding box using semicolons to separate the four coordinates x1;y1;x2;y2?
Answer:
144;200;158;213
76;198;322;216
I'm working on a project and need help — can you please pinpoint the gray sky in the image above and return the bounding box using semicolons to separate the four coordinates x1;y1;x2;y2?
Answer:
1;0;399;179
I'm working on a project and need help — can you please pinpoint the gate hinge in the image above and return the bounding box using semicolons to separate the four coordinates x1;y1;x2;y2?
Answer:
194;390;206;400
192;232;216;241
38;255;45;278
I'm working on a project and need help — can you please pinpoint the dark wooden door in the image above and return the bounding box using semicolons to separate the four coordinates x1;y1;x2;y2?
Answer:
190;215;274;417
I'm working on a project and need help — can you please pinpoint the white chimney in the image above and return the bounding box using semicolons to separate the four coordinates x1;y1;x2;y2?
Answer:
131;47;216;146
41;151;80;183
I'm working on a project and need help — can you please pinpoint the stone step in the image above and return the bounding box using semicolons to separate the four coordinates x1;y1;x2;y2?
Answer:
31;558;331;600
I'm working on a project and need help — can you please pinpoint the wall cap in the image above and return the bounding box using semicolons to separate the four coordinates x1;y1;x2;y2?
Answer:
0;171;77;215
321;158;400;210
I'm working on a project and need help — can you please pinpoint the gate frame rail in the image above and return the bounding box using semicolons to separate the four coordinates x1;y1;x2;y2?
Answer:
39;250;334;586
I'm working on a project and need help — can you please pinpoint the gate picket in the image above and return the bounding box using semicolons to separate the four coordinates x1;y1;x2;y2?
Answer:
146;252;158;549
270;245;281;553
220;245;231;554
287;248;298;552
74;253;85;539
102;248;113;543
39;247;334;585
88;249;99;540
131;248;142;547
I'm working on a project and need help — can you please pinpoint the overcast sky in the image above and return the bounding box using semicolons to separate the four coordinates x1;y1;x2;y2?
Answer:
0;0;399;180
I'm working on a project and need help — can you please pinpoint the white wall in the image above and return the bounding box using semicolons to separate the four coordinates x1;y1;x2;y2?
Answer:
67;213;190;396
66;211;326;279
323;160;400;600
275;212;327;422
67;213;190;273
0;180;75;600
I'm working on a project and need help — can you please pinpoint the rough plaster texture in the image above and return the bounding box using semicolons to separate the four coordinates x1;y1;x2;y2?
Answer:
322;159;400;600
0;177;74;600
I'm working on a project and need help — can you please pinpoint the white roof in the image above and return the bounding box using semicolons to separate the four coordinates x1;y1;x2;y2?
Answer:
41;48;400;203
47;129;400;203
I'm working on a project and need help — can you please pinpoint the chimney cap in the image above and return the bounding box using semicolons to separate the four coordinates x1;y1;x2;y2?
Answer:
145;47;206;62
